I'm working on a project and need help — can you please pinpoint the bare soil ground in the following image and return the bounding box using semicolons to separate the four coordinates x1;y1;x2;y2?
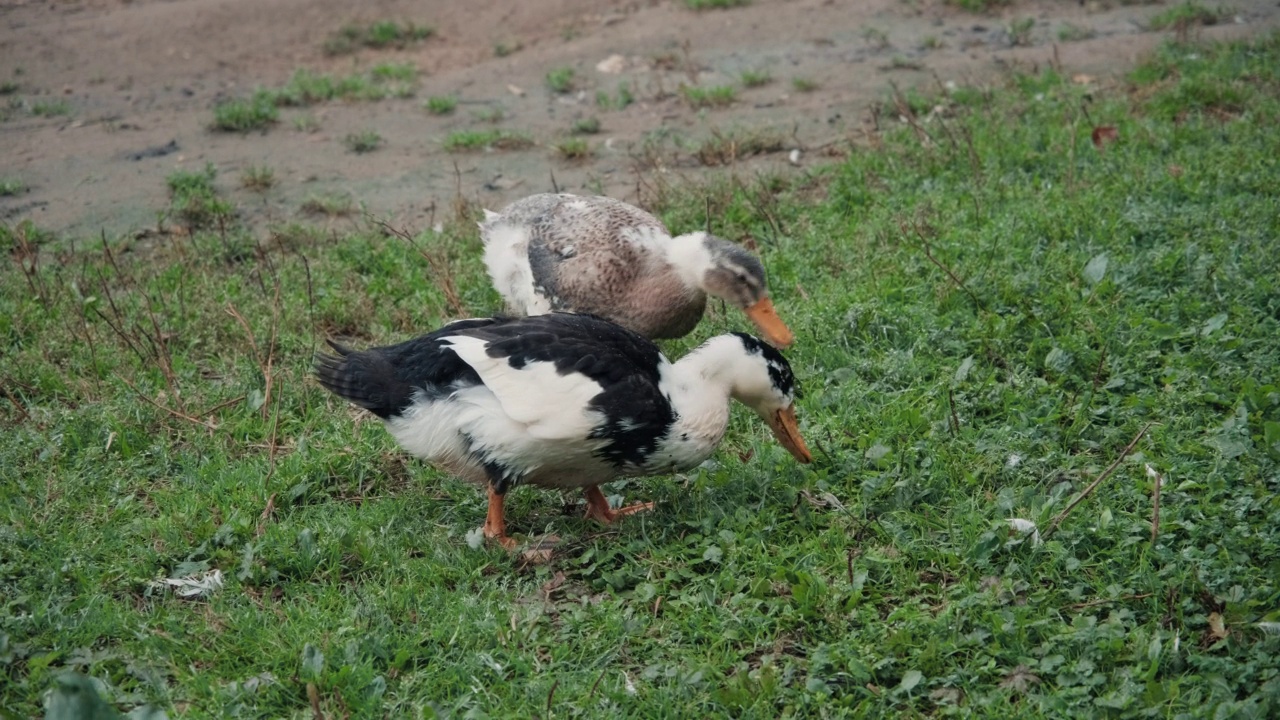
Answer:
2;0;1277;239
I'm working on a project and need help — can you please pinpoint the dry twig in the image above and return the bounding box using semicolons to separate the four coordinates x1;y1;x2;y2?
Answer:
1043;423;1152;539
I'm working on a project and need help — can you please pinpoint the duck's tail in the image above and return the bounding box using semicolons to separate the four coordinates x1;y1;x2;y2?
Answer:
313;340;410;419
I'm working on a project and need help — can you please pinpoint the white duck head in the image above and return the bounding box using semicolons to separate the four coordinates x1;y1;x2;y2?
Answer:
665;331;811;464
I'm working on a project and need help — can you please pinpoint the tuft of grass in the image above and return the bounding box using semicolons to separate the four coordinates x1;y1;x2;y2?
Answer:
595;83;634;110
166;163;234;228
293;114;320;133
1057;23;1096;42
343;130;383;153
324;20;433;55
0;80;18;95
681;84;737;109
470;106;505;123
685;0;750;9
5;32;1280;720
921;35;944;50
29;98;72;117
240;166;276;192
740;69;773;88
212;90;279;132
442;129;533;152
493;40;522;57
862;27;890;50
1008;17;1036;46
946;0;1013;11
300;193;357;217
546;67;576;94
211;66;418;131
692;127;785;166
1149;1;1229;31
791;76;820;92
369;62;417;83
570;116;601;135
424;95;458;115
0;178;26;196
554;138;592;160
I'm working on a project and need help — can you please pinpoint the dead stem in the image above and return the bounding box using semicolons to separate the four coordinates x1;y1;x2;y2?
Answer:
901;218;987;313
1043;423;1153;540
375;218;468;317
118;376;216;431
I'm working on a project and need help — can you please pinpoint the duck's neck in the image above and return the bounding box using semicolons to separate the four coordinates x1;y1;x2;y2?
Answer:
662;232;713;292
646;337;742;472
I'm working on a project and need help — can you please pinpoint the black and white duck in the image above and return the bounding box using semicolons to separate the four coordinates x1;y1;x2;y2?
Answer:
314;312;811;548
480;193;795;348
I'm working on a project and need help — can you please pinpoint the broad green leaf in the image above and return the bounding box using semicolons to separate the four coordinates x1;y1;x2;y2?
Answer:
899;669;923;692
1083;253;1108;284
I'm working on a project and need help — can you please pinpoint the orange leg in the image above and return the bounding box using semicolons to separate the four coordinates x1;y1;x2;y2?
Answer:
583;485;655;524
483;486;518;550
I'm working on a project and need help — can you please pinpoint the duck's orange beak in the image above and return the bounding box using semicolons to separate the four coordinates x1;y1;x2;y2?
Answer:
766;405;812;464
744;298;794;348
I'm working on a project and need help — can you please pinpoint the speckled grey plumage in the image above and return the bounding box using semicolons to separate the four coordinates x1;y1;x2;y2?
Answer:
483;193;709;339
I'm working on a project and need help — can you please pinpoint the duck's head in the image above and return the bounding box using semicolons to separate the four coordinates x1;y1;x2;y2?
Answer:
672;233;795;348
721;333;812;464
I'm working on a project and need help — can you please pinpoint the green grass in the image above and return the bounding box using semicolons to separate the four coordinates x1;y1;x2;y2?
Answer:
293;114;320;133
947;0;1013;12
685;0;750;9
343;130;383;154
791;77;819;93
1008;17;1036;46
1057;23;1096;42
862;27;890;50
570;116;601;135
239;166;275;192
553;138;592;160
300;193;358;217
1149;1;1229;31
442;129;533;152
29;99;72;117
681;85;737;109
165;163;234;229
424;95;457;115
493;40;522;57
324;20;433;55
0;178;25;196
212;90;279;132
470;105;505;123
595;83;635;110
740;70;773;88
5;32;1280;718
211;66;418;132
691;127;786;166
546;66;576;94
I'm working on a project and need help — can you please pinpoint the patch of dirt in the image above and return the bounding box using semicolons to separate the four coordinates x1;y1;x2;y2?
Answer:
2;0;1277;238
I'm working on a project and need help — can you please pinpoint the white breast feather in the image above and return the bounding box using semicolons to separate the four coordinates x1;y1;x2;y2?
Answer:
642;363;730;472
480;222;552;315
442;335;607;441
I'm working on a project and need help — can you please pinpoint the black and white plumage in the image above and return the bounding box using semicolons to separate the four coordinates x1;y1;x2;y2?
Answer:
480;193;795;347
314;313;811;548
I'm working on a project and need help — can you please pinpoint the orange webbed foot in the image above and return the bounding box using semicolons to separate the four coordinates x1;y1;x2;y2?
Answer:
583;486;654;524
